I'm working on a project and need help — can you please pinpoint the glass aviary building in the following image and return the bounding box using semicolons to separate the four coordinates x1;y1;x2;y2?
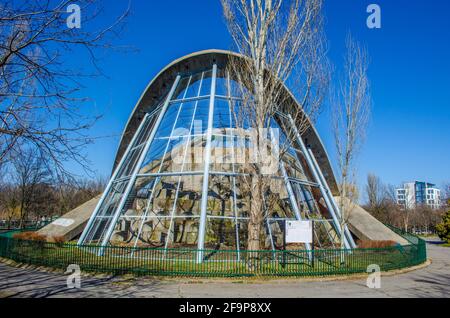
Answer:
78;50;356;257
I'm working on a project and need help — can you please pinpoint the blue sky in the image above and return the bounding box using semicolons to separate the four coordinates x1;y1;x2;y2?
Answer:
73;0;450;199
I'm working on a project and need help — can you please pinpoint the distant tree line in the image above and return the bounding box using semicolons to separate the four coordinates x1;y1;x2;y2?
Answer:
363;173;447;235
0;149;106;228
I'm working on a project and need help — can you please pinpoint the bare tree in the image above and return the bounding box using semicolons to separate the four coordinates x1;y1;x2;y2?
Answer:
10;149;51;227
55;176;106;216
332;34;371;251
0;0;129;180
0;184;20;228
366;173;384;210
221;0;329;255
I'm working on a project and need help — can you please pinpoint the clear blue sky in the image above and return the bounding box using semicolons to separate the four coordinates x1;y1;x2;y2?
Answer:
73;0;450;198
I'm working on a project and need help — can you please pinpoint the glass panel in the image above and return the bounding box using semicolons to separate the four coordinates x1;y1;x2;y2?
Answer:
126;216;172;248
234;176;251;218
86;218;112;245
200;70;213;96
149;176;179;217
173;175;203;216
116;145;144;178
119;176;157;218
155;102;182;138
134;114;157;147
268;220;285;250
205;219;237;249
172;76;190;100
229;78;249;98
265;185;297;219
213;98;231;130
139;138;169;174
282;152;307;180
207;175;234;217
215;69;228;97
83;180;129;244
178;135;206;172
168;219;200;248
230;100;249;129
237;219;271;250
184;72;203;99
210;134;234;172
172;101;197;134
291;183;320;217
159;136;190;173
110;217;138;245
191;99;210;135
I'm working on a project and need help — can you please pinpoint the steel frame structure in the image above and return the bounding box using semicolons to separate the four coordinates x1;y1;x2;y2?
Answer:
79;54;354;261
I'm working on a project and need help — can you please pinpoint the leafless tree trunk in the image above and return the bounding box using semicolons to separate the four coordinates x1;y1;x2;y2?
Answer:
0;0;129;181
9;149;51;228
366;173;384;210
331;34;371;252
221;0;329;256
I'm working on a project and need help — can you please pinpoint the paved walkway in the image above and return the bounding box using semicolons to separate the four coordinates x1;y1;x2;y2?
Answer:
0;240;449;298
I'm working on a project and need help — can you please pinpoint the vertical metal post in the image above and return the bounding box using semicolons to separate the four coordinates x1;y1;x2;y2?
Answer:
307;148;356;248
270;129;313;256
98;75;182;253
227;72;241;261
78;113;150;246
197;64;218;263
287;114;351;249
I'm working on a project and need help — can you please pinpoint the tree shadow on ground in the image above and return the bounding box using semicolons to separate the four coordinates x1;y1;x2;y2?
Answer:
0;265;166;298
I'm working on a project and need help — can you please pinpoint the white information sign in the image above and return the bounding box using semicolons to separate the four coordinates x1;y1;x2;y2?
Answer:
285;221;313;244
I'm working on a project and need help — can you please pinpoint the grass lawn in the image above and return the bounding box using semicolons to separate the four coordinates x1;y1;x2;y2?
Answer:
2;241;424;278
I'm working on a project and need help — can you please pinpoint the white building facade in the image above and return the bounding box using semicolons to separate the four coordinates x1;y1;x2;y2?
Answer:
396;181;441;210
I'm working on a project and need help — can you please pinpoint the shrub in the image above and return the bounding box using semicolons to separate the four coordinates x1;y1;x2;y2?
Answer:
357;240;397;249
52;236;66;247
13;231;47;242
436;210;450;244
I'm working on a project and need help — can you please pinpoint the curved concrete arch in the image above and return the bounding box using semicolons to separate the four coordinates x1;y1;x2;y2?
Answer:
113;49;339;194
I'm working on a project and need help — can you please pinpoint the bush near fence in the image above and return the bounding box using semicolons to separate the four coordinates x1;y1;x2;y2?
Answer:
0;226;427;278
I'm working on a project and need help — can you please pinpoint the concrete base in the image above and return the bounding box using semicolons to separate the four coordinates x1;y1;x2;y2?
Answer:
38;196;100;242
334;196;408;245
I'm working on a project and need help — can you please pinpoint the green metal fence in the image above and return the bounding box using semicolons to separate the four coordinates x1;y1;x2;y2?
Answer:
0;229;427;278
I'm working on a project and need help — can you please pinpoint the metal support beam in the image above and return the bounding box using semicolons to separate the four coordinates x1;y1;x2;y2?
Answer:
98;75;182;254
270;129;313;258
307;148;356;248
287;115;351;250
78;113;150;246
197;64;218;263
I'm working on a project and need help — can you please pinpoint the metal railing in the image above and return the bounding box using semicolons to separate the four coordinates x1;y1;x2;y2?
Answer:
0;219;54;231
0;228;427;278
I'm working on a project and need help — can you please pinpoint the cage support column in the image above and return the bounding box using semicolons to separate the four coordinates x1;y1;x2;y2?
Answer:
270;129;313;254
197;64;218;263
307;148;356;248
78;113;150;246
287;115;351;250
98;75;181;254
